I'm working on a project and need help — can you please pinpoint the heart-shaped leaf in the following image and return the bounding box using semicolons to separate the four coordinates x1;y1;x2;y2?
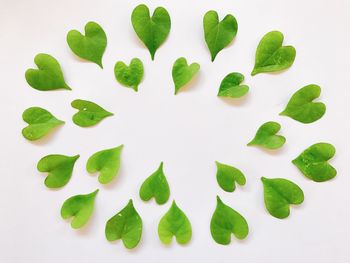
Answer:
61;189;99;229
217;72;249;98
67;21;107;68
37;154;80;188
158;201;192;245
210;196;249;245
215;162;246;192
203;10;238;61
280;84;326;123
131;4;171;60
114;58;144;91
86;145;123;184
22;107;64;141
25;53;71;91
292;143;337;182
172;57;200;94
71;99;113;127
105;199;142;249
251;31;296;76
139;162;170;205
247;121;286;149
261;177;304;219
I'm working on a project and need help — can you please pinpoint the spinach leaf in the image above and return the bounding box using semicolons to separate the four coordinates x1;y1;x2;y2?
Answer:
25;53;71;91
251;31;296;76
203;10;238;61
280;84;326;123
67;21;107;68
217;72;249;98
216;161;246;192
261;177;304;219
37;154;79;188
139;162;170;205
210;196;249;245
247;121;286;149
158;201;192;245
86;145;123;184
131;4;171;60
61;189;99;229
105;199;142;249
292;143;337;182
22;107;64;141
71;99;113;127
172;57;200;94
114;58;144;91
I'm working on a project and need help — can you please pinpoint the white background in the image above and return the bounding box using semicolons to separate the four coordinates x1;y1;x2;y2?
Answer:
1;0;350;262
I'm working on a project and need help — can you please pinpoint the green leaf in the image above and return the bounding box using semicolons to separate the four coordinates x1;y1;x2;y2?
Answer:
203;10;238;61
217;72;249;98
251;31;296;76
61;189;99;229
67;21;107;68
247;121;286;150
71;99;113;127
25;53;71;91
158;201;192;245
131;4;171;60
37;154;80;188
114;58;144;91
139;162;170;205
105;199;143;249
215;162;246;192
172;57;200;94
280;84;326;124
210;196;249;245
292;143;337;182
22;107;65;141
261;177;304;219
86;145;123;184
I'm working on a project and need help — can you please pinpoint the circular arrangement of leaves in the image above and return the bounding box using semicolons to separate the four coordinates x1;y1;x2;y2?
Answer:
22;4;337;248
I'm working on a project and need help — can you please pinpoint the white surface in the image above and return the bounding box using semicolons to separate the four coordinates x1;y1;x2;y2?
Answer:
1;0;350;262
